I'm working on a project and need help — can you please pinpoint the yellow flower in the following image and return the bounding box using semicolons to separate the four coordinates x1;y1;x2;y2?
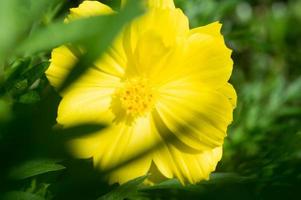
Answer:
46;0;237;184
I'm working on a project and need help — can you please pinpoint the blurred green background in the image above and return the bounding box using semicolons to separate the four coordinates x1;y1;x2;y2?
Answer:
0;0;300;199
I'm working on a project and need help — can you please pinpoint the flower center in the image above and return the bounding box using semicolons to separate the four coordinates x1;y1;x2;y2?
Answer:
111;78;156;123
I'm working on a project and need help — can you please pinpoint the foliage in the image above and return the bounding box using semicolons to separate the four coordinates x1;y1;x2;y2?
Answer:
0;0;300;199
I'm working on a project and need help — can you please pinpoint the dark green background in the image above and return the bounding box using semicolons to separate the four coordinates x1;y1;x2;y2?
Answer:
0;0;300;199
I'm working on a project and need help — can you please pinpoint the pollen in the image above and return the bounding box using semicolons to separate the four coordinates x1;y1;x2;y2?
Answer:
114;79;156;119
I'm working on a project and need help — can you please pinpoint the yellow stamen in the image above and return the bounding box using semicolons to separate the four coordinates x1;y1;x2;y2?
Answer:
112;78;156;123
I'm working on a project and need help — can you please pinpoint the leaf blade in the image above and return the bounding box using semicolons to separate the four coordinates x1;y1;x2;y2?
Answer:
9;159;66;180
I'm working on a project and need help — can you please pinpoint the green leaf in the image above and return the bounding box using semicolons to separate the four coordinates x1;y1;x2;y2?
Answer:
97;175;148;200
140;179;203;192
2;58;31;84
142;173;253;191
23;62;49;85
11;79;28;93
142;179;183;190
1;191;45;200
206;172;253;184
9;159;65;180
19;91;40;104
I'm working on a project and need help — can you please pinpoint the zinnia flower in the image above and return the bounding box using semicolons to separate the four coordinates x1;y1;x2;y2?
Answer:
46;0;236;184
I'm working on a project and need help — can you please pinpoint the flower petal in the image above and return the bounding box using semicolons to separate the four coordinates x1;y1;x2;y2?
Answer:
107;156;151;184
94;47;126;78
153;143;222;184
183;22;233;89
154;85;234;152
56;69;120;125
217;83;237;108
46;1;123;92
68;1;113;20
122;8;188;60
190;21;223;37
126;31;173;79
46;46;77;89
69;117;153;184
154;22;232;89
122;8;188;80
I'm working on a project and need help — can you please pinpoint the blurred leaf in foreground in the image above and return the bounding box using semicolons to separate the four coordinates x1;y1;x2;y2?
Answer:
57;0;144;92
0;0;56;60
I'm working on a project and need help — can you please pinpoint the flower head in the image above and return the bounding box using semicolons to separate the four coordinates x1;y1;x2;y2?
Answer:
46;0;237;184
